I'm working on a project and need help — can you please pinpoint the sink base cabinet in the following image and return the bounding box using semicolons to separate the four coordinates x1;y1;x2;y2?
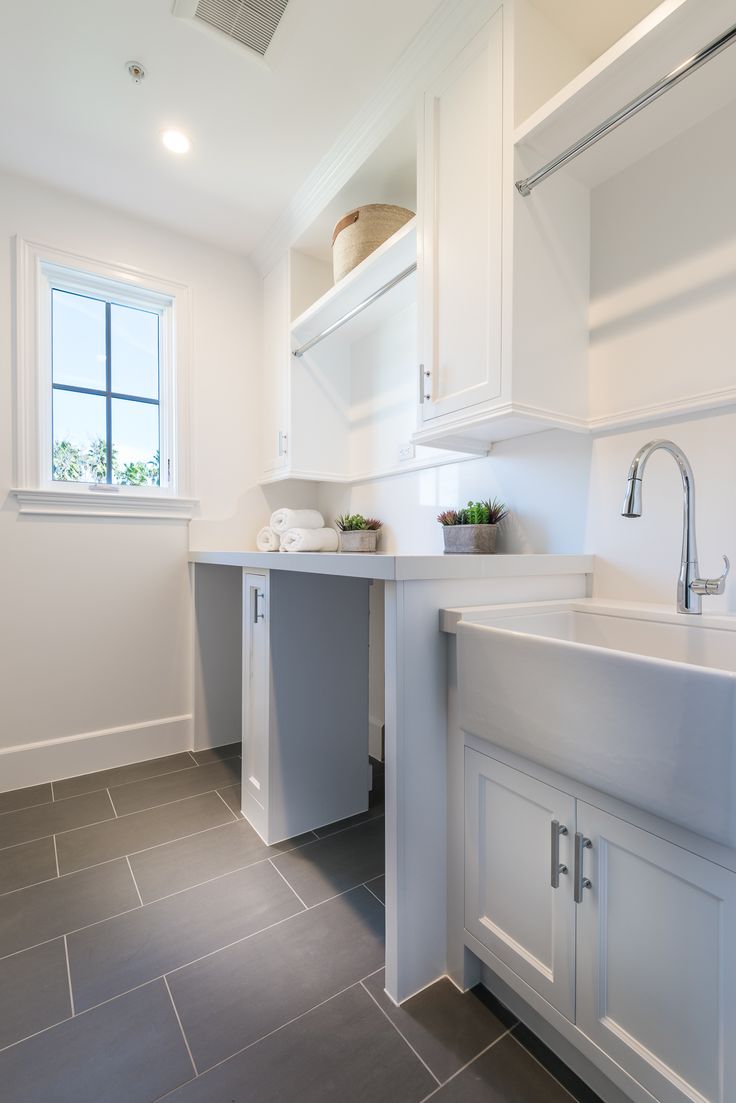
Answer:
242;569;371;845
462;748;736;1103
465;750;576;1020
576;803;736;1103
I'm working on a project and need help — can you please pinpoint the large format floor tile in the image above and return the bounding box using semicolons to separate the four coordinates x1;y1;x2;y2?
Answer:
366;874;385;903
216;783;244;818
110;758;241;816
363;971;515;1084
161;983;436;1103
129;816;311;903
0;979;194;1103
0;858;139;958
427;1033;577;1103
67;860;303;1011
190;743;240;765
271;817;385;906
0;783;52;816
0;939;72;1050
53;752;197;801
56;791;235;875
513;1023;605;1103
0;789;114;850
169;885;385;1070
312;802;384;838
0;837;57;895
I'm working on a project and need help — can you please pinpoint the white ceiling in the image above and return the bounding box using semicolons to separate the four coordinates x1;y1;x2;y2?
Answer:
0;0;442;256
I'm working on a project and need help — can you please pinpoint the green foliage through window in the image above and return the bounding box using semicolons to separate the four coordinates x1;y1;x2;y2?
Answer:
52;438;160;486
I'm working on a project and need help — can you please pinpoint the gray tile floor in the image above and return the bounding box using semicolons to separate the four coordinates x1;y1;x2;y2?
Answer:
0;747;603;1103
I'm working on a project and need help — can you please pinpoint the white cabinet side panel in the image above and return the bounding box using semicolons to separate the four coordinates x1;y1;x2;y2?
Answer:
193;564;242;751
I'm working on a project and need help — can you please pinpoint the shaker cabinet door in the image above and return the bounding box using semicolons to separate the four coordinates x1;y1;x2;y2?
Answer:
242;571;269;834
419;9;503;422
465;749;576;1020
576;802;736;1103
262;258;290;477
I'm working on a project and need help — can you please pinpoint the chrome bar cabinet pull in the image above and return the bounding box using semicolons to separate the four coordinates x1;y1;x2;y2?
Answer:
574;832;592;903
550;819;568;889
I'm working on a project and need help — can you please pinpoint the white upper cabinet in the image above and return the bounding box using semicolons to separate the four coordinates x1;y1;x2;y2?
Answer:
418;10;503;424
261;257;291;479
261;0;736;473
415;0;736;452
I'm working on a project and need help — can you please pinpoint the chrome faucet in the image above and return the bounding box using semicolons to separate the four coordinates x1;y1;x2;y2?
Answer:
621;439;729;614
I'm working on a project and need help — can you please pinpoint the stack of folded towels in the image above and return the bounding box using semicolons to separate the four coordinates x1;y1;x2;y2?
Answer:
256;509;338;553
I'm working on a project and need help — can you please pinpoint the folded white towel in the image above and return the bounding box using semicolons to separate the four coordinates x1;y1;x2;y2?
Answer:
280;527;338;553
270;508;324;534
256;526;280;552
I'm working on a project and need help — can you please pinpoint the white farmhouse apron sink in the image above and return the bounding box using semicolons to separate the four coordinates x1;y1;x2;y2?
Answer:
456;599;736;847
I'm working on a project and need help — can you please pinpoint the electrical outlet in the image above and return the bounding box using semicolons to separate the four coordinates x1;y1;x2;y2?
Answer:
398;443;415;462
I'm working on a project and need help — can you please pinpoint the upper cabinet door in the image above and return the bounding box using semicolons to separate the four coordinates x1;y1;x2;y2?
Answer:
261;257;290;477
576;803;736;1103
465;748;576;1021
419;9;503;423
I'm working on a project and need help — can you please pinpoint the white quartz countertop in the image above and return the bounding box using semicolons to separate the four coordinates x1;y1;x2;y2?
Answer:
189;550;595;582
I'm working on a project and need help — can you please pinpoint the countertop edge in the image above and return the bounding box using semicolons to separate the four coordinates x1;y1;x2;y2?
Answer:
189;550;596;582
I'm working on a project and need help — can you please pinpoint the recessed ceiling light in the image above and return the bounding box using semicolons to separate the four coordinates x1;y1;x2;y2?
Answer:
161;129;191;155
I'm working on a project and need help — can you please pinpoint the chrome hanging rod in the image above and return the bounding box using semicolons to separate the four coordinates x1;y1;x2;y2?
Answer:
292;263;417;358
516;21;736;197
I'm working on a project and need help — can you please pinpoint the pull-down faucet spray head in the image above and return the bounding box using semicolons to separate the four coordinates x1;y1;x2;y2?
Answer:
621;475;642;518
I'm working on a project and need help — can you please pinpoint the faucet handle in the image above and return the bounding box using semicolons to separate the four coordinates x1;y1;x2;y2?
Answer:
691;555;730;597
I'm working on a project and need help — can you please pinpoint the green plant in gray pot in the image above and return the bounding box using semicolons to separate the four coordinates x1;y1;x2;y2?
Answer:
437;498;508;554
335;514;383;552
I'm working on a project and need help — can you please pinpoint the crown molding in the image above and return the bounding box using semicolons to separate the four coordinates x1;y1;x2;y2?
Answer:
250;0;498;275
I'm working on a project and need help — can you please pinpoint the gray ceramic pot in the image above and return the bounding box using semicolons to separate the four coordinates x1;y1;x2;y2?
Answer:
442;524;498;554
339;529;379;553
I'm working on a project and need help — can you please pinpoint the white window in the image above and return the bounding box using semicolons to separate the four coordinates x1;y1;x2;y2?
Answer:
14;239;195;517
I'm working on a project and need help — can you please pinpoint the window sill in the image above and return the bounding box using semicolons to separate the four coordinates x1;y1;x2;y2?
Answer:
12;488;198;520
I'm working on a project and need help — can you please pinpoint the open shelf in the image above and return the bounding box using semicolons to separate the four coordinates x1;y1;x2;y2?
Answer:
514;0;736;191
290;217;417;358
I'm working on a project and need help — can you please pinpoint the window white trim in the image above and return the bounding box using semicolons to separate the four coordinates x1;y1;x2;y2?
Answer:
13;488;198;519
13;237;196;518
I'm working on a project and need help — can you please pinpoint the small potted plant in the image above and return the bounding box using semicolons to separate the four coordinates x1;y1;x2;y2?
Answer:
335;514;383;553
437;498;508;554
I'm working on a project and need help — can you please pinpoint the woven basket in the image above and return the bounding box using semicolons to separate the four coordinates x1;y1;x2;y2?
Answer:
332;204;414;283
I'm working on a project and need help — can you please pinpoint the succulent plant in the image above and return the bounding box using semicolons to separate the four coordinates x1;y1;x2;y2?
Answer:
436;498;508;526
335;513;383;532
436;509;460;526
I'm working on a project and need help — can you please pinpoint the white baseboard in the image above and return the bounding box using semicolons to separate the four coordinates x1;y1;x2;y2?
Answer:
369;715;385;761
0;714;194;792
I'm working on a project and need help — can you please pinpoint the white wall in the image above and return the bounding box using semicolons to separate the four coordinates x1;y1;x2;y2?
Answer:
0;168;265;788
318;428;592;555
586;101;736;611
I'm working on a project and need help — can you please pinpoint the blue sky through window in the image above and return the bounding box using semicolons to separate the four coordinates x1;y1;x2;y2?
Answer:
51;288;161;485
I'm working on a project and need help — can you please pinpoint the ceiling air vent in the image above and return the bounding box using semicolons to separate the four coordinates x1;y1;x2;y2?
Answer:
173;0;290;58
